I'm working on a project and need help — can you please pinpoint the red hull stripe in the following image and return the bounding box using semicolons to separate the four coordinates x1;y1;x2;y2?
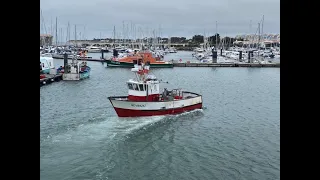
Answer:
128;94;159;102
113;103;202;117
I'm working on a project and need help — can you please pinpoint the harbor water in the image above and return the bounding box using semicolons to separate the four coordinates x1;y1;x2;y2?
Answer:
40;52;280;180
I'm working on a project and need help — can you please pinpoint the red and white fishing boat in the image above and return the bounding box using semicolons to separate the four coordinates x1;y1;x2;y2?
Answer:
108;59;203;117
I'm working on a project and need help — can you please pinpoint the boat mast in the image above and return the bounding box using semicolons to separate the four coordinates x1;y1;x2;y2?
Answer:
262;15;264;41
130;21;133;49
40;9;47;46
159;24;162;50
75;24;77;47
84;25;86;41
152;29;155;50
122;21;125;45
55;17;58;46
68;22;70;45
258;23;260;48
113;26;116;48
249;20;252;49
66;22;69;45
50;17;52;37
215;21;218;49
250;20;252;34
60;28;62;46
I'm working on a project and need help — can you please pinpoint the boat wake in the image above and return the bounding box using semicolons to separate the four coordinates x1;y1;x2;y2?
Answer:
46;109;204;146
121;108;204;140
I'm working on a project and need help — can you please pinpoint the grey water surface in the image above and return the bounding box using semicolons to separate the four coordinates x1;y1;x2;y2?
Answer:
40;52;280;180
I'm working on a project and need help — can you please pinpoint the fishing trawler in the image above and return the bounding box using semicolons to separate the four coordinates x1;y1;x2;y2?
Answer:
108;60;203;117
106;50;173;68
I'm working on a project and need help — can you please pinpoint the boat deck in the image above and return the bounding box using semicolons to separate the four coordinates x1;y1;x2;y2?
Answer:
109;91;201;102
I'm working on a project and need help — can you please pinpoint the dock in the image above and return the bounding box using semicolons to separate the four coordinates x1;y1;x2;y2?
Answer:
53;57;280;68
173;62;280;68
53;57;105;62
40;74;63;87
77;58;104;62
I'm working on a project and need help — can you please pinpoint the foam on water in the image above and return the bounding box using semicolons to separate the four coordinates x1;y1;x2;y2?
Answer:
47;109;204;146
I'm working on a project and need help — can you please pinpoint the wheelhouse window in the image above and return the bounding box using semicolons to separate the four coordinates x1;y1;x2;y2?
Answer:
128;83;133;90
139;84;144;91
132;83;139;91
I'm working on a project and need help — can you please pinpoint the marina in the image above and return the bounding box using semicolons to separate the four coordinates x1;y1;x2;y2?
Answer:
40;1;280;179
48;55;280;67
40;50;280;88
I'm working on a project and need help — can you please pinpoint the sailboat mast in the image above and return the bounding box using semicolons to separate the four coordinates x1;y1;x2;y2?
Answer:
50;17;52;36
65;25;68;45
122;21;124;44
262;15;264;41
68;22;70;44
130;21;133;48
60;28;62;45
159;24;161;49
83;26;85;40
258;23;261;49
75;24;77;46
66;22;69;45
113;26;116;48
215;21;218;49
55;17;58;46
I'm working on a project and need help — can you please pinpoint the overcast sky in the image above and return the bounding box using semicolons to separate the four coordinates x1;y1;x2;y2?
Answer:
40;0;279;40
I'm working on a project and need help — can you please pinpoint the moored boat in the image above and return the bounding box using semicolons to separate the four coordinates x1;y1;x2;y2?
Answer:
108;60;202;117
40;53;55;74
106;50;173;68
62;55;91;81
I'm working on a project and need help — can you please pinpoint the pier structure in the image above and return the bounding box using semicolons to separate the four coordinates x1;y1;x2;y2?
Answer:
172;62;279;67
52;55;280;67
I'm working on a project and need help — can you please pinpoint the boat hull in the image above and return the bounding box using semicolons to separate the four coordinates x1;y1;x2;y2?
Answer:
87;49;101;53
80;70;90;79
41;69;50;74
113;103;202;117
106;59;173;68
62;67;90;80
40;56;55;73
108;93;202;117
